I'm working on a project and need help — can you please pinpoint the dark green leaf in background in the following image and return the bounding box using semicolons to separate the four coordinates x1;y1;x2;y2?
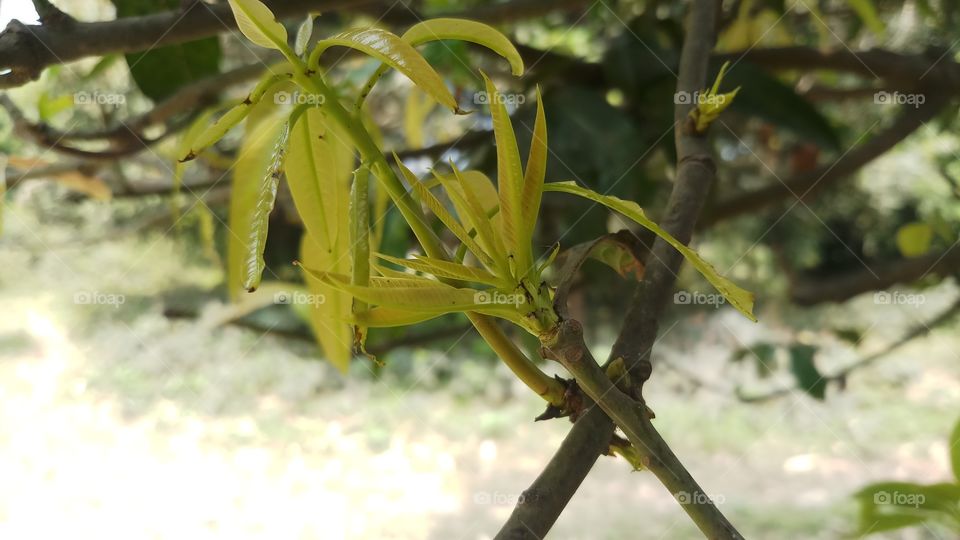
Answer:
112;0;221;101
789;343;827;399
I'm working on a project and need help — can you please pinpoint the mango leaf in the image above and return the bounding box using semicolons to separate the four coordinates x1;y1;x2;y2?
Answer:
586;236;645;280
789;344;826;400
896;222;934;258
437;168;506;270
951;417;960;482
112;0;221;101
354;18;524;111
401;18;524;76
226;96;288;297
395;157;493;267
172;108;216;222
294;14;315;57
299;267;531;328
544;181;757;321
376;253;505;287
482;72;529;276
227;0;289;51
520;87;547;275
313;28;458;112
354;306;445;328
300;234;352;372
243;119;290;292
854;481;960;535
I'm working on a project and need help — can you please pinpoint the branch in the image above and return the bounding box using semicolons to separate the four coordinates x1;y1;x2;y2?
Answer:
497;2;740;538
702;93;952;226
789;245;960;305
0;0;590;89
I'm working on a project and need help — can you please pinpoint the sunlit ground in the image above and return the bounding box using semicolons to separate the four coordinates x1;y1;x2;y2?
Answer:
1;185;958;540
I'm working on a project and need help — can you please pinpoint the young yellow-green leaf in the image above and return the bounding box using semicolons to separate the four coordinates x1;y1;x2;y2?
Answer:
181;71;292;162
286;108;352;254
481;72;528;276
401;18;524;76
226;102;288;297
350;164;371;328
520;87;547;271
313;28;458;112
376;253;505;287
354;306;445;328
300;234;352;372
227;0;289;51
394;155;494;267
433;168;506;271
354;18;524;112
243;119;290;292
294;14;315;56
544;181;756;321
300;265;530;327
690;61;740;133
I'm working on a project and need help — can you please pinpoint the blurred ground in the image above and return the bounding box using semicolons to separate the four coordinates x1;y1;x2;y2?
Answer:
1;186;959;540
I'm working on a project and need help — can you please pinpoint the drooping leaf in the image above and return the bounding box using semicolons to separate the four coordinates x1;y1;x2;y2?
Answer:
243;119;290;292
172;108;216;223
401;18;524;76
226;95;288;297
544;181;757;321
313;28;458;112
896;222;934;258
227;0;289;51
788;344;826;400
300;234;352;372
482;72;528;276
354;18;523;111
